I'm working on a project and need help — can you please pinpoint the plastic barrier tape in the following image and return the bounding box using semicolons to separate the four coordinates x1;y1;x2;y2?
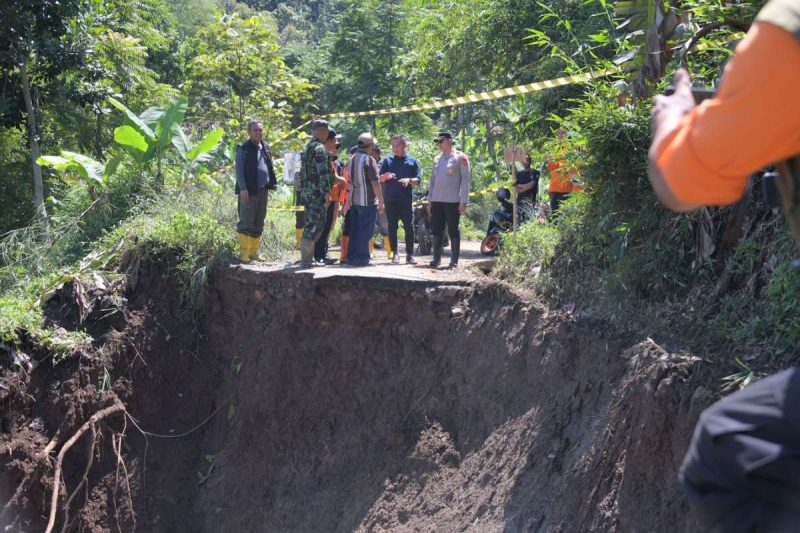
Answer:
324;67;624;119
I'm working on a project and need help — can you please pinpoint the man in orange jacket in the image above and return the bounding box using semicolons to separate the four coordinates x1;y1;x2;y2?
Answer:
337;147;355;263
649;1;800;529
547;127;577;215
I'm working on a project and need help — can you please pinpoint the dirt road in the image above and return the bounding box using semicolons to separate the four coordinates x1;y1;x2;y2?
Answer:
241;239;494;285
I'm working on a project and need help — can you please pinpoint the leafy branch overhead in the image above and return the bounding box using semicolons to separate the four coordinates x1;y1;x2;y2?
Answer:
614;0;682;97
614;0;759;97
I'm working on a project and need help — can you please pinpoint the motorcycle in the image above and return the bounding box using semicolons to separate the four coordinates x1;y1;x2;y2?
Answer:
412;190;448;256
480;188;514;256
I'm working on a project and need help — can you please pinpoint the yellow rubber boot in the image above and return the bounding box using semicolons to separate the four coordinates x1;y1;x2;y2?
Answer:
249;235;265;262
295;229;303;249
238;233;251;263
369;239;374;257
340;236;349;263
383;236;393;260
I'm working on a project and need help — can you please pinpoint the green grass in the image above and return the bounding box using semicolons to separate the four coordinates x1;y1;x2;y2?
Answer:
0;184;295;359
99;187;294;311
0;272;93;361
494;220;560;284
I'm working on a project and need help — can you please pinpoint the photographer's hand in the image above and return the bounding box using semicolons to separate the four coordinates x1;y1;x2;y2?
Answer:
647;69;700;213
652;69;695;145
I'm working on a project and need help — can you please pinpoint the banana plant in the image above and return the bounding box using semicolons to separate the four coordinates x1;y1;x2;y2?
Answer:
614;0;682;97
109;95;224;190
39;94;225;196
171;126;225;191
109;95;189;188
36;152;121;190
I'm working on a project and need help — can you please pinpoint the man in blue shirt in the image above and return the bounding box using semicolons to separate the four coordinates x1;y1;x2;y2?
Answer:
379;135;422;264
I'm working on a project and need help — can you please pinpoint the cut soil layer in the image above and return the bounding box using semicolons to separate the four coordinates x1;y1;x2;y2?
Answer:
1;259;711;531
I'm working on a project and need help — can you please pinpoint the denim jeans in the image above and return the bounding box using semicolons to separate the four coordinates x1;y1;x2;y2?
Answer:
348;205;377;265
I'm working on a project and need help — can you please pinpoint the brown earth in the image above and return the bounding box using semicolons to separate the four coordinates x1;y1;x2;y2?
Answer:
1;256;713;531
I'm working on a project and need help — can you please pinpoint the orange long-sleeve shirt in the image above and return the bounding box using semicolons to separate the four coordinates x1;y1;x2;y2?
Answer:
330;161;346;203
547;149;577;193
656;22;800;206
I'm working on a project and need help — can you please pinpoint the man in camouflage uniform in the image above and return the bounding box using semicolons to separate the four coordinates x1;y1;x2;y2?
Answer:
299;119;334;267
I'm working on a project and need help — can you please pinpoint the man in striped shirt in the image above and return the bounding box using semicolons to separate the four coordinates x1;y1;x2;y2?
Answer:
347;133;385;267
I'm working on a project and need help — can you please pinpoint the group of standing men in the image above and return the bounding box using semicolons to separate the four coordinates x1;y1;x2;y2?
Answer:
297;121;472;269
234;118;472;269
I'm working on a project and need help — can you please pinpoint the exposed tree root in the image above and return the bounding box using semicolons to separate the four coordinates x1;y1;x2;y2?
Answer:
112;418;135;533
59;424;95;533
45;402;126;533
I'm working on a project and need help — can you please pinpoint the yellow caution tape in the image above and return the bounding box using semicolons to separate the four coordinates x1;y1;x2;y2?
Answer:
262;33;743;143
271;119;313;144
410;181;515;207
271;205;305;212
469;182;513;199
324;67;624;119
691;32;746;53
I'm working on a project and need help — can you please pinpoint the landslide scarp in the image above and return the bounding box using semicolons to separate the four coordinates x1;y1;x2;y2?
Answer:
1;261;705;532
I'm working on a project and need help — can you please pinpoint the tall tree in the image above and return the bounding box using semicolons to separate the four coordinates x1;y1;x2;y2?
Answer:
185;12;313;134
0;0;83;234
320;0;404;126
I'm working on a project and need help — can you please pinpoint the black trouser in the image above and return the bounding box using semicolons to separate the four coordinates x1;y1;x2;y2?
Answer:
550;192;570;215
431;202;460;264
385;200;414;258
431;202;460;241
342;209;351;236
294;188;304;229
314;202;336;260
681;367;800;532
518;189;537;224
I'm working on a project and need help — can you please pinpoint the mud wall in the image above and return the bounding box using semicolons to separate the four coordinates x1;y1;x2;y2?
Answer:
146;268;706;532
1;263;709;532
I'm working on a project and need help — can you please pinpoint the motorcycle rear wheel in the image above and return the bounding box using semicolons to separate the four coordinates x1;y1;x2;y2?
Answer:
481;233;500;256
416;218;433;255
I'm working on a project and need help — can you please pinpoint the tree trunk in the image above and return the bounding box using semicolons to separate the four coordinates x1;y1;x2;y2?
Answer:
485;121;502;182
156;156;163;191
94;106;104;159
19;55;49;237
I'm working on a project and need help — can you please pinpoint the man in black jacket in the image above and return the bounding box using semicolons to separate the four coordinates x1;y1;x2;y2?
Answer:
515;155;539;224
235;120;277;263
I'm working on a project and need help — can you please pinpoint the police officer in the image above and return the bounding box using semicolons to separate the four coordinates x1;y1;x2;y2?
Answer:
429;132;471;268
648;0;800;529
235;119;277;263
299;119;334;268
